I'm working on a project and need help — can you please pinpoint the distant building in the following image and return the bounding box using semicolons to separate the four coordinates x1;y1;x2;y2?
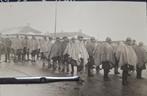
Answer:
0;25;42;38
45;31;92;39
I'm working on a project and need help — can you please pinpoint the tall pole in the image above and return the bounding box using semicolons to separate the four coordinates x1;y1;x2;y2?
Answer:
145;0;147;17
54;0;58;38
145;1;147;17
145;1;147;16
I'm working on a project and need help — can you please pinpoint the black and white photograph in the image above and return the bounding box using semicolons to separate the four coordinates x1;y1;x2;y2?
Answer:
0;0;146;96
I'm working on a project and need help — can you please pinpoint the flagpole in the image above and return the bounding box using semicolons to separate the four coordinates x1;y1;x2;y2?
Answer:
54;0;58;38
145;1;147;28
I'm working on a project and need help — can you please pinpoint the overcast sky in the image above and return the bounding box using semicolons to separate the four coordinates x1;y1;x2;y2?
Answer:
0;1;146;44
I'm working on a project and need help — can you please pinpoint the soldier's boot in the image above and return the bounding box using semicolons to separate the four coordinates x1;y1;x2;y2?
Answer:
8;53;10;62
66;64;69;73
48;61;51;69
5;54;8;62
61;64;65;72
140;70;143;79
27;54;30;61
103;69;110;81
114;67;120;75
58;63;61;71
87;68;92;77
42;62;45;68
13;55;16;62
114;63;120;74
22;55;24;62
33;57;36;62
53;62;57;71
0;55;1;63
137;69;143;79
136;68;140;79
96;66;101;73
71;65;74;75
103;62;111;81
37;53;39;60
122;70;128;85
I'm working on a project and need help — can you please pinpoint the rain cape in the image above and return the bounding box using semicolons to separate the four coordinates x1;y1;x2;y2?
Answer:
64;40;89;65
86;41;97;56
49;40;62;59
133;45;147;68
101;42;115;64
21;39;29;48
40;39;49;53
11;38;22;50
115;42;137;67
29;39;38;51
60;40;69;55
93;43;103;66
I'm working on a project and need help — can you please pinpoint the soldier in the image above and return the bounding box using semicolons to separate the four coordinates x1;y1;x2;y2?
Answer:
49;37;62;71
11;35;21;62
26;37;30;61
36;38;41;60
64;36;89;75
47;37;53;68
40;36;49;67
60;36;69;72
115;38;137;85
21;35;29;61
100;37;115;81
76;36;89;73
86;37;97;76
29;36;38;62
133;41;147;79
4;37;12;62
0;36;3;62
93;41;103;74
111;42;120;75
64;37;78;75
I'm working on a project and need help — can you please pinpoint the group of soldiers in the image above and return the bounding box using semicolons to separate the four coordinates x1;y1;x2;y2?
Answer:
0;35;147;86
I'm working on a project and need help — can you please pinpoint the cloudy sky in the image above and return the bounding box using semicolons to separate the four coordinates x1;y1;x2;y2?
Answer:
0;1;146;43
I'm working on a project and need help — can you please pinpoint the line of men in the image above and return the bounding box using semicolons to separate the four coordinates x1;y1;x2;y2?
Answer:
0;35;147;86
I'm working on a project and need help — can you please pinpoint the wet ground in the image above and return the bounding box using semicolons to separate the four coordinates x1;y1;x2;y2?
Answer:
0;59;147;96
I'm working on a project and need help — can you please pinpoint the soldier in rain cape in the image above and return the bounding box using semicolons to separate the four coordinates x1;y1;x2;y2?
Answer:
100;37;115;81
76;36;89;73
29;36;38;62
93;41;103;73
111;42;120;74
40;37;51;67
11;35;22;62
64;36;89;75
60;36;69;72
133;41;147;79
115;38;137;85
4;37;12;62
86;37;97;57
0;36;3;62
49;37;62;71
64;37;79;74
21;35;29;61
36;38;41;60
47;37;54;68
86;37;97;76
